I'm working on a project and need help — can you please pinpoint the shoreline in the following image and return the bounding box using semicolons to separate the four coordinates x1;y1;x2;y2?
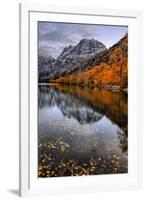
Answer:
38;82;128;93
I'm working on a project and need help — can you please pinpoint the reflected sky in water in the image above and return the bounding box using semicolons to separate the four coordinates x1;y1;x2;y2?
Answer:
38;85;128;177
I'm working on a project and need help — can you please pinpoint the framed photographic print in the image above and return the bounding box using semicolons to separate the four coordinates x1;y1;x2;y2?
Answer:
19;3;142;197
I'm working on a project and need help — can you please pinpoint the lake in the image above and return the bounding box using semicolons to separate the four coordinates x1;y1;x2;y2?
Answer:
38;85;128;177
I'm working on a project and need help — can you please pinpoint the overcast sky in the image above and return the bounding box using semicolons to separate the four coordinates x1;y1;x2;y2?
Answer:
38;22;128;58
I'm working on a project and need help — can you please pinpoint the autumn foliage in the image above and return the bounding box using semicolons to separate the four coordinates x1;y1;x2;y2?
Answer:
50;34;128;89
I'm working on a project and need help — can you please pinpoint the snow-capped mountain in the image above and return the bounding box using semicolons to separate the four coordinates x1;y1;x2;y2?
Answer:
38;39;107;82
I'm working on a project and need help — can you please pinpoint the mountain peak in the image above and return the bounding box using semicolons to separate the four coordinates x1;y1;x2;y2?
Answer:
58;38;106;60
58;45;75;60
73;38;107;56
39;38;107;82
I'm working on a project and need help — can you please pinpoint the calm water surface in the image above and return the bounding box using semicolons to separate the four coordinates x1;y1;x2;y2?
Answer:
38;85;128;177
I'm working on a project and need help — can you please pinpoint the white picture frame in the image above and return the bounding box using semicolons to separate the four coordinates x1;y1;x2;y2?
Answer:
19;3;143;197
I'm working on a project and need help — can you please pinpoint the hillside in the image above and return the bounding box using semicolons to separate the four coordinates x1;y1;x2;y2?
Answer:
51;34;128;89
38;39;107;82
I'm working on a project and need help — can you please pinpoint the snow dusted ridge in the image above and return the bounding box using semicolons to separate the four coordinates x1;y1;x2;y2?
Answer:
38;39;107;82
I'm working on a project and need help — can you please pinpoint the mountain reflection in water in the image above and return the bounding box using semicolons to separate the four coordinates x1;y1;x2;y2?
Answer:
38;85;128;177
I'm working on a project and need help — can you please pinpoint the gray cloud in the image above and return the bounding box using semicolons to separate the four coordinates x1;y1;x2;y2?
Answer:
38;22;127;58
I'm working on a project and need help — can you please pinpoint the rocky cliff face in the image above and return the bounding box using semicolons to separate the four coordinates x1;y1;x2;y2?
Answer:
38;34;128;89
58;39;106;59
38;56;55;81
53;34;128;89
38;39;107;82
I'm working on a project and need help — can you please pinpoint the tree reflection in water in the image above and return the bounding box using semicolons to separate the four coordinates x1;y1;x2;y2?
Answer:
38;85;128;177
